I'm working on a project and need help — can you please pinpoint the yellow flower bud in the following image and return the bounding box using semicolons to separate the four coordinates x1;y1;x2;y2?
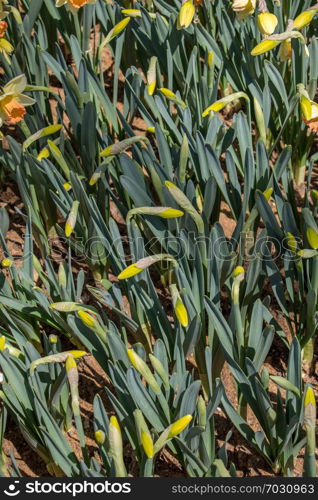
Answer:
49;334;58;344
174;298;189;327
177;1;195;30
95;430;106;445
65;350;87;358
251;39;280;56
105;17;131;44
232;266;244;277
110;415;121;431
307;227;318;249
121;9;142;18
257;13;278;36
0;336;6;351
117;263;143;280
293;10;317;30
285;232;298;253
65;200;79;238
141;431;154;458
263;187;273;200
304;386;316;407
1;258;12;268
158;208;184;218
65;355;77;373
168;415;192;438
78;310;96;328
160;88;177;100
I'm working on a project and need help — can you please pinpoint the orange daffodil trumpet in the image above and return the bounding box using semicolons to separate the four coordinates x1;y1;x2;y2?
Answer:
0;74;35;127
56;0;96;13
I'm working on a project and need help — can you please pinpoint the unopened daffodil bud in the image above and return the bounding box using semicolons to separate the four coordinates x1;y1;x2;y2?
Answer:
202;91;249;116
168;415;192;438
159;88;187;108
293;10;318;30
170;284;188;327
307;227;318;249
78;310;97;328
251;39;280;56
127;349;161;394
285;232;298;253
127;206;184;220
257;12;278;35
65;200;79;238
65;355;77;373
118;254;176;280
95;430;106;445
263;187;273;200
109;416;127;477
147;56;157;96
174;298;189;327
104;17;131;44
121;9;142;18
49;334;58;344
1;258;12;268
0;336;5;351
177;0;195;30
141;431;154;458
232;266;245;278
